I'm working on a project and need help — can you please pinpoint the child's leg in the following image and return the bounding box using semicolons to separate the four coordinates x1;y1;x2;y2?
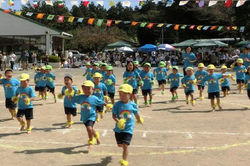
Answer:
17;117;25;131
143;95;147;104
26;120;31;134
111;97;115;105
211;99;215;112
92;128;100;145
66;114;72;127
8;108;16;119
122;144;129;161
149;94;153;105
223;90;226;97
190;93;195;106
216;98;222;110
186;95;189;104
132;94;137;104
175;90;178;98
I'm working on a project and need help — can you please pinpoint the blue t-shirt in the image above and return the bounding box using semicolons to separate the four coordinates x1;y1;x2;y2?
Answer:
234;65;246;80
182;52;197;68
167;73;183;88
123;71;141;89
61;86;78;108
181;75;196;92
0;78;20;99
72;95;104;123
135;68;142;75
85;68;93;80
100;71;107;82
202;73;223;93
103;74;116;93
140;71;154;90
245;74;250;90
93;83;107;101
239;53;250;68
16;86;36;109
46;72;55;88
112;101;138;135
154;67;168;81
195;70;208;86
34;72;47;87
221;72;230;87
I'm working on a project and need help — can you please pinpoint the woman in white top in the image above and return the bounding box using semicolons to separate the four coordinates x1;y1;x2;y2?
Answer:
8;52;16;70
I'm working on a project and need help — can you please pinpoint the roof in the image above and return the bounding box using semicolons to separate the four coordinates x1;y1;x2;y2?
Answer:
0;9;72;38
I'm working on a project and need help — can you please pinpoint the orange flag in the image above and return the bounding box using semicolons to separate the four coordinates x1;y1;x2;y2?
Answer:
131;21;139;26
37;13;45;19
88;18;95;25
147;23;154;29
174;24;180;30
106;20;113;27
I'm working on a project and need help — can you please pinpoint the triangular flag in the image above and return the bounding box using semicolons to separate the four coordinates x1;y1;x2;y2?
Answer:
8;0;14;6
21;0;28;5
14;11;22;16
33;0;38;8
202;26;210;30
106;20;113;27
109;0;115;7
123;21;131;24
26;12;33;16
179;0;189;6
88;18;95;25
232;26;238;30
82;0;90;7
45;0;53;6
224;0;232;7
236;0;246;7
115;20;122;24
3;10;11;13
0;0;2;8
181;25;187;29
37;13;45;19
198;0;205;7
131;22;139;26
217;26;224;31
57;16;65;22
122;1;131;7
197;25;203;30
166;0;174;7
68;16;75;23
147;23;154;29
57;0;64;7
139;0;145;6
189;25;196;29
208;0;217;7
77;18;84;23
47;14;55;20
70;0;79;6
96;1;104;6
157;23;165;28
96;19;104;26
174;24;180;30
239;26;245;32
227;26;231;30
140;22;147;27
166;24;172;28
210;26;217;30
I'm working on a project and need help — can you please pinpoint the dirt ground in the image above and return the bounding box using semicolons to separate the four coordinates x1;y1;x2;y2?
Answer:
0;67;250;166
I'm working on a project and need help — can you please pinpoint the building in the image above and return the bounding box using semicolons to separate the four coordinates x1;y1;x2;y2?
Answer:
0;9;72;56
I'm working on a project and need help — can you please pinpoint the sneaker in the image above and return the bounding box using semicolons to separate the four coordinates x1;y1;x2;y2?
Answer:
148;100;152;105
54;96;57;103
186;99;189;104
20;121;25;131
171;96;176;101
175;95;179;99
120;159;129;166
199;96;204;100
191;100;195;106
161;91;166;95
26;127;32;134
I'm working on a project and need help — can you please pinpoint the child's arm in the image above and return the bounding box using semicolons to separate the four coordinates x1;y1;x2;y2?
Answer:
112;114;119;123
135;114;144;124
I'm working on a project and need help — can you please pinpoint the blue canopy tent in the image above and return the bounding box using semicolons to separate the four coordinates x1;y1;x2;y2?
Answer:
138;44;157;52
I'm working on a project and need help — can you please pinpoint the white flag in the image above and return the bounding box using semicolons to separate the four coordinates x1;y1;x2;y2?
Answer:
179;0;189;6
208;0;218;7
21;0;28;5
45;0;53;6
70;0;79;6
122;1;131;7
236;0;246;7
96;1;104;6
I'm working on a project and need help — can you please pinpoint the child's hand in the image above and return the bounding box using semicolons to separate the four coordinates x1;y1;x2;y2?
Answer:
167;80;171;84
106;79;113;85
150;80;155;86
77;90;83;95
57;93;64;99
104;96;110;103
123;78;128;84
106;104;113;112
192;79;197;85
117;118;126;130
138;80;144;86
12;96;19;104
136;117;144;124
24;98;30;105
48;77;53;82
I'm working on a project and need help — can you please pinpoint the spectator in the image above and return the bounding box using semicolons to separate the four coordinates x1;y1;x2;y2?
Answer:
182;47;197;75
8;51;16;70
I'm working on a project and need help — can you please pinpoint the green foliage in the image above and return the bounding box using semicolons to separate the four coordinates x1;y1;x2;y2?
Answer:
39;55;61;62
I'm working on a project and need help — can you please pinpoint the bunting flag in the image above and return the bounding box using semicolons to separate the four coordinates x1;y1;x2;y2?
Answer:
166;24;172;28
57;15;65;22
123;21;131;24
210;26;217;30
174;24;180;30
109;0;115;7
239;26;245;32
37;13;45;19
3;10;11;13
197;25;203;30
208;0;218;7
166;0;174;7
70;0;79;6
47;14;55;20
68;16;75;22
131;21;139;26
224;0;233;7
77;18;84;23
227;26;231;30
106;20;113;27
139;0;145;6
8;0;14;6
122;1;131;7
140;22;147;27
115;20;122;24
33;0;38;8
82;0;90;7
189;25;196;29
198;0;205;7
88;18;95;25
96;19;104;26
181;25;187;29
57;0;64;8
232;26;238;30
157;23;164;28
45;0;53;6
26;12;33;17
217;26;224;31
179;0;189;6
21;0;29;5
147;23;154;29
14;11;22;16
236;0;246;7
203;26;210;30
0;0;2;8
96;1;104;6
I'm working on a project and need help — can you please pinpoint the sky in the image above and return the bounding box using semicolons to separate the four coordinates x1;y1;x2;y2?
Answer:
0;0;142;10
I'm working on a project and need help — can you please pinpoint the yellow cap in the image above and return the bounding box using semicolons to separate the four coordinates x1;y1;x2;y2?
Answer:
82;80;94;88
118;84;133;94
221;65;227;69
207;64;216;70
93;72;103;78
185;67;194;71
19;73;30;81
41;66;46;70
198;63;205;68
237;58;243;64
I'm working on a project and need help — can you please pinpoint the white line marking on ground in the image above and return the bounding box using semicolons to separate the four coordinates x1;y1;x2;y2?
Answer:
102;130;107;137
61;129;71;135
142;131;147;138
186;133;193;139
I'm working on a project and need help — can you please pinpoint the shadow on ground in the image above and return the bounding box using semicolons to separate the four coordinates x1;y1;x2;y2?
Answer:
70;156;112;166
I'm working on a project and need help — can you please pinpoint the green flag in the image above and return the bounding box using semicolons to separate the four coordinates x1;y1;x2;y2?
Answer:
217;26;224;31
140;22;147;27
96;19;104;27
181;25;187;29
47;15;55;21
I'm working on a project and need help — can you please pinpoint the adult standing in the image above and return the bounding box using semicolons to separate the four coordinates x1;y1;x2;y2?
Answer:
239;47;250;68
8;51;16;70
0;51;2;71
182;47;197;75
20;50;29;70
31;51;37;65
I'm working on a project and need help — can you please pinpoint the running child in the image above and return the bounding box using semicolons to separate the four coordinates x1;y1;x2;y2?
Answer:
167;66;183;101
123;61;142;104
99;63;107;81
91;62;100;80
0;69;20;119
112;84;143;166
245;66;250;99
195;63;208;100
34;66;47;100
181;67;196;106
104;66;116;104
45;65;57;103
140;63;154;106
13;73;36;134
72;80;105;149
220;65;231;97
154;61;168;94
133;61;142;74
83;62;93;81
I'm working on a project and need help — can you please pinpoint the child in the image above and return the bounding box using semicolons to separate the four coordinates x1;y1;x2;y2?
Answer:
220;65;231;97
112;84;143;166
0;69;20;119
83;62;93;81
181;67;196;106
231;58;247;94
202;64;229;112
99;63;107;81
154;61;168;94
72;80;104;149
195;63;208;100
133;61;141;74
92;72;108;121
167;66;183;101
34;66;47;100
123;61;142;104
13;73;36;134
58;74;78;128
91;62;100;80
104;66;116;104
245;66;250;99
45;65;57;103
140;63;154;106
